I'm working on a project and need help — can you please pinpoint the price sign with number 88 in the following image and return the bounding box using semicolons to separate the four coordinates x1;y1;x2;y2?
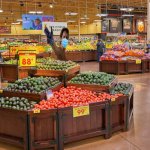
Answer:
19;53;36;67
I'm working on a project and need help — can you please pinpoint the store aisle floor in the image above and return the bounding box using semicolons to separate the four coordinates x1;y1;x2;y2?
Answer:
0;62;150;150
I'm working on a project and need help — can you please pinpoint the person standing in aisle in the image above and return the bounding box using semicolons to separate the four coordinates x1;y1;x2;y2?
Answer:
97;39;105;61
44;26;69;60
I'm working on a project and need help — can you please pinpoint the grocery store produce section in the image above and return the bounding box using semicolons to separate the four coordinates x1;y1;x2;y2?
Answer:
0;55;134;150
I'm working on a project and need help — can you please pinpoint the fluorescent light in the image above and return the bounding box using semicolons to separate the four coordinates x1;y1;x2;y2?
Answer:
11;22;20;25
17;19;23;22
67;20;76;23
80;21;86;24
29;11;43;14
65;12;78;16
122;14;134;17
120;7;134;12
94;20;102;22
96;13;108;17
80;17;89;20
0;9;3;13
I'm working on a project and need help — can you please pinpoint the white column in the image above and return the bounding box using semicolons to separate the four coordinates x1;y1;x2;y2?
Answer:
147;0;150;43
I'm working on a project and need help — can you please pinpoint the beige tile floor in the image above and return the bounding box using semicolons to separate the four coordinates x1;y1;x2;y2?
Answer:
0;62;150;150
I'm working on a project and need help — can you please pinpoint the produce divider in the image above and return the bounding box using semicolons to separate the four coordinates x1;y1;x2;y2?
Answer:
99;60;150;75
67;77;117;92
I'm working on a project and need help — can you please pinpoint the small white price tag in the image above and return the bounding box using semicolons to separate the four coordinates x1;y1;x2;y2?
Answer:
46;90;53;100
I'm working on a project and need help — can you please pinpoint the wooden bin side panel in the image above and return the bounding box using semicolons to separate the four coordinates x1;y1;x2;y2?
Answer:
142;59;150;73
66;51;83;62
0;108;28;149
0;64;18;82
58;102;108;145
118;61;128;75
127;61;143;73
28;110;58;150
110;96;128;134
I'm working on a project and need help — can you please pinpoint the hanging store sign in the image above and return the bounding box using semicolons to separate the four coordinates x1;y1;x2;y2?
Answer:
42;22;67;35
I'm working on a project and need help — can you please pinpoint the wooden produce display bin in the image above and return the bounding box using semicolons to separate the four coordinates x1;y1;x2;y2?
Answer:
99;61;119;75
67;77;118;92
1;83;63;101
0;64;18;82
0;108;28;150
142;59;150;73
109;88;134;136
66;51;83;62
127;60;143;73
58;101;110;150
82;51;97;61
28;109;58;150
99;60;128;75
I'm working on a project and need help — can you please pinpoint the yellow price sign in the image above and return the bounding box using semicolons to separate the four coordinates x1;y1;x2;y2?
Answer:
73;105;90;118
19;53;36;67
10;46;19;54
136;59;141;64
0;90;3;93
33;109;40;114
111;98;116;102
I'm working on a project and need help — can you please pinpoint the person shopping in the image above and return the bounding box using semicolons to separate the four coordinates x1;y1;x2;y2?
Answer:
97;39;105;61
44;26;69;60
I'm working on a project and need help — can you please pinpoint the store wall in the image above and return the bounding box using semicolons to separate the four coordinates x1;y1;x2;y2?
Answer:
0;22;101;36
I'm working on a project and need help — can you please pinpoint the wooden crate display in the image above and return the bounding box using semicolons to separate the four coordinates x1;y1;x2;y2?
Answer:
28;109;58;150
58;101;110;150
0;64;18;82
67;77;118;92
0;108;28;150
109;88;134;136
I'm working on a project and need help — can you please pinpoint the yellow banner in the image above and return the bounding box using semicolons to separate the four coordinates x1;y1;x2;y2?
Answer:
10;46;45;54
73;105;90;117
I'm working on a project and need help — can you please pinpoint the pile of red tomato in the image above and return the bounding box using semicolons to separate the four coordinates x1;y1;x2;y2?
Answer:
34;86;123;110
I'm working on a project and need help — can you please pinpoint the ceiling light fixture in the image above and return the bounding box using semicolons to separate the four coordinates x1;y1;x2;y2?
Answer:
29;11;43;14
80;17;89;20
49;3;53;8
122;14;134;17
96;13;108;17
12;22;20;25
94;20;102;22
67;20;76;23
120;7;134;12
11;10;13;14
65;12;78;16
0;8;3;13
17;19;23;22
80;21;86;24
